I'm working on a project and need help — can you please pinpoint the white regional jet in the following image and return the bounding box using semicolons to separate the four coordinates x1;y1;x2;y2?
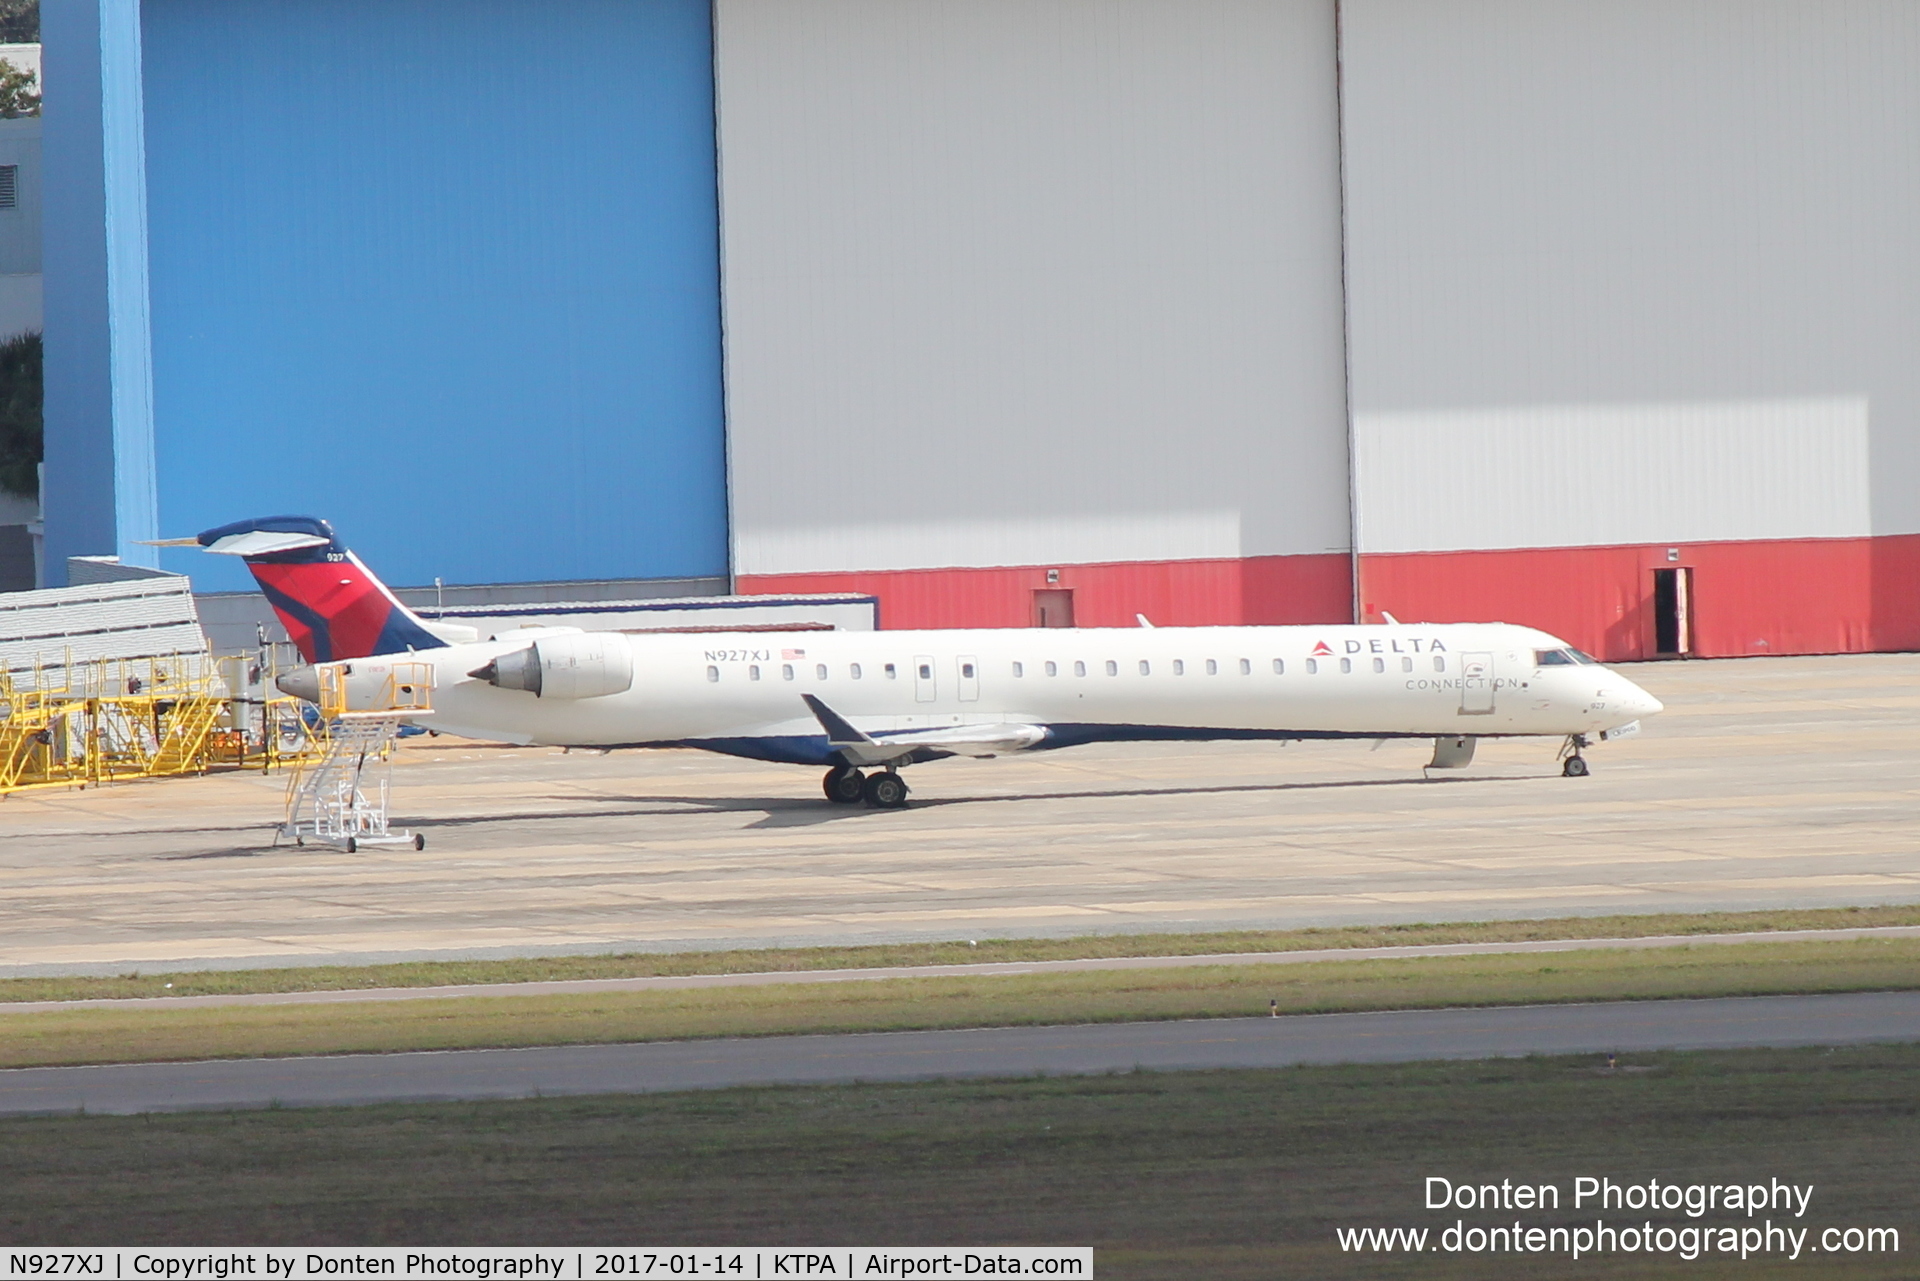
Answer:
182;516;1663;807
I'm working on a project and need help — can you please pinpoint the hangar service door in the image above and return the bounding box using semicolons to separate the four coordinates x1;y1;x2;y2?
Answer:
1459;653;1495;715
1653;569;1693;656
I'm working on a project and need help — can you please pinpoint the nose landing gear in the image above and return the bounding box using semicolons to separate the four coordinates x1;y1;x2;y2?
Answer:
1560;734;1591;777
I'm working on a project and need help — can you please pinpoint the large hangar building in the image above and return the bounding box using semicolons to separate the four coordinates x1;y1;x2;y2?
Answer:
40;0;1920;661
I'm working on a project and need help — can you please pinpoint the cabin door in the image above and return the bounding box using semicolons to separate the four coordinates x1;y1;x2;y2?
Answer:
1459;652;1495;715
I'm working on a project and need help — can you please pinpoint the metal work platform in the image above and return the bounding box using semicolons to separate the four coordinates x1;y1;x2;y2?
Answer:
279;662;434;852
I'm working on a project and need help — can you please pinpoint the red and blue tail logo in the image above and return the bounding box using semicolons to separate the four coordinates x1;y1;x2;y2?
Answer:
197;516;450;663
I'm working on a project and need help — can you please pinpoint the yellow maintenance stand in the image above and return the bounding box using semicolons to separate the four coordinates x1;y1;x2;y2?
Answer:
0;649;328;796
0;653;225;793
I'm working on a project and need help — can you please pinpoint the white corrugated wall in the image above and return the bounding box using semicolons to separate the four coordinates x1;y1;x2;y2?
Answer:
1340;0;1920;551
714;0;1352;576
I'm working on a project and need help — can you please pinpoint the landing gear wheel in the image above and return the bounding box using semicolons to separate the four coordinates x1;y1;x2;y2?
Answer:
823;766;866;804
863;771;910;809
413;833;426;850
345;836;358;852
1562;756;1590;778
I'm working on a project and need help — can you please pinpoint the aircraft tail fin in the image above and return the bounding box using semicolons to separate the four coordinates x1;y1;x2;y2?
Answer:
194;516;457;662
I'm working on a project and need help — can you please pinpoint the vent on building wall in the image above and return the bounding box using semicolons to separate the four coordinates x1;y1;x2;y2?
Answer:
0;165;18;209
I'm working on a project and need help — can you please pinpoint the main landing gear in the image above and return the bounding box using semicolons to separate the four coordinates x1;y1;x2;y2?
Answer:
823;765;865;804
1560;734;1591;778
822;765;912;809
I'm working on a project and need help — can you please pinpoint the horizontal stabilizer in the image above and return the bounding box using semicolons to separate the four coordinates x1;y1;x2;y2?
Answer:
201;530;333;557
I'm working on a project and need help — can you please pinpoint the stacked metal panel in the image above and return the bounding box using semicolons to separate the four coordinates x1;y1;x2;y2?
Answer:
0;575;206;687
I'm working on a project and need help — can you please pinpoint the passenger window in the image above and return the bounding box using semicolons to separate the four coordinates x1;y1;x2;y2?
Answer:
1105;660;1118;676
1238;658;1251;675
1372;658;1384;673
1045;661;1058;677
1173;659;1185;675
1139;660;1150;676
884;663;897;679
1340;658;1352;673
1272;659;1284;674
1433;656;1446;672
1012;661;1024;678
918;663;932;680
1401;657;1412;673
850;663;862;679
706;665;719;682
749;664;761;681
1206;659;1218;676
782;664;795;681
962;662;976;678
1074;661;1087;677
816;663;828;681
1306;658;1318;674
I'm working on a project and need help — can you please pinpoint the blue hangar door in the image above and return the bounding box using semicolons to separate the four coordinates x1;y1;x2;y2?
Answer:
141;0;729;591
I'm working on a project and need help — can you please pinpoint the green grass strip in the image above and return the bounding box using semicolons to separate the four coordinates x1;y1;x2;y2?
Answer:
7;902;1920;1004
5;936;1920;1069
7;1043;1920;1278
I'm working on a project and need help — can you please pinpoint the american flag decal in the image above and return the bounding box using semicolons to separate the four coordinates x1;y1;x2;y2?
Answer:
782;648;807;660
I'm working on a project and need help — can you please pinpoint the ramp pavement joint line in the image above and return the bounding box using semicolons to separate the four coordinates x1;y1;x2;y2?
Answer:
6;925;1919;1015
3;992;1918;1116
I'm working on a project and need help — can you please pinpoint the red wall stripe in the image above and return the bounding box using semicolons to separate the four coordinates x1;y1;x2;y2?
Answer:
738;534;1920;662
738;552;1354;631
1356;534;1920;661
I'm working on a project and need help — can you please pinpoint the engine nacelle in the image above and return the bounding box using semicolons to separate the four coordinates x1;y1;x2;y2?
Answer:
469;632;633;699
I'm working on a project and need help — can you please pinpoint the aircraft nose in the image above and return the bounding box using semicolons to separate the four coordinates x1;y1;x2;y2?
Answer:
1617;679;1663;718
276;665;320;702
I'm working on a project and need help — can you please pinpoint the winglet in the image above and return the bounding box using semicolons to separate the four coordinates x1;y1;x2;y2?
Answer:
1136;613;1155;628
801;693;875;747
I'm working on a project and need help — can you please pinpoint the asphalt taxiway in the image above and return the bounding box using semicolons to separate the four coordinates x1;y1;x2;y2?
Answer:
4;654;1919;975
5;992;1917;1116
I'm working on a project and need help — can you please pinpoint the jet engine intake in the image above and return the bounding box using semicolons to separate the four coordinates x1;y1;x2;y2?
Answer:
468;633;633;699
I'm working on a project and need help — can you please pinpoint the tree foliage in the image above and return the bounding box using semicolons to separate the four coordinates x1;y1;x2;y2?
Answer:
0;0;37;45
0;330;41;496
0;58;36;118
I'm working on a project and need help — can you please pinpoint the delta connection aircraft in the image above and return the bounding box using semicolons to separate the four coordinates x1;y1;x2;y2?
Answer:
166;516;1663;808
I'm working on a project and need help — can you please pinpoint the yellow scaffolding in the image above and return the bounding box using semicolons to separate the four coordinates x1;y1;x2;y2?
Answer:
0;649;329;796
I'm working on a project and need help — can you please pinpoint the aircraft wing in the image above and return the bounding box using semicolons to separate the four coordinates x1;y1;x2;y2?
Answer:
802;694;1046;765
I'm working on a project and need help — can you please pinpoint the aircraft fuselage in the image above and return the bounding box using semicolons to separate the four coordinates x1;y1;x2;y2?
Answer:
308;621;1661;767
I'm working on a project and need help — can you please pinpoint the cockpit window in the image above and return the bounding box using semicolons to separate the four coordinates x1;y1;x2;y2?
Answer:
1568;648;1598;664
1536;647;1599;666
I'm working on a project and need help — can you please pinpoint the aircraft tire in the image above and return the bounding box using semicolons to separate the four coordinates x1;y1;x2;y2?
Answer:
823;766;865;804
863;772;910;809
413;833;427;850
345;837;358;853
1562;756;1590;778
